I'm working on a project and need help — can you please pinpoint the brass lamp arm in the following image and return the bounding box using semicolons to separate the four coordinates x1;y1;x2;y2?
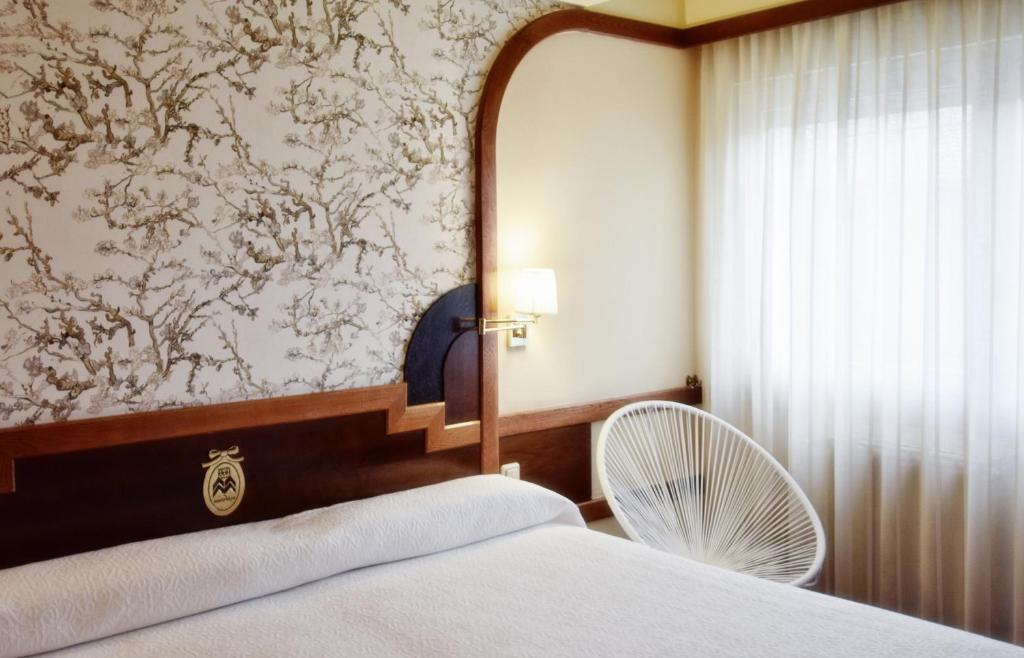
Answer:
477;316;537;335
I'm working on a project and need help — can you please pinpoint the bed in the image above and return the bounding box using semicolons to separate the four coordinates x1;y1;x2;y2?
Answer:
1;475;1018;657
0;295;1017;656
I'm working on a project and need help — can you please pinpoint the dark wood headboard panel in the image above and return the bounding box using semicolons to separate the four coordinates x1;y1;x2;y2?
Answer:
0;384;479;569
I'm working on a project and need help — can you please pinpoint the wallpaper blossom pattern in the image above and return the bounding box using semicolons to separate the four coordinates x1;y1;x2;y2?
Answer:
0;0;558;425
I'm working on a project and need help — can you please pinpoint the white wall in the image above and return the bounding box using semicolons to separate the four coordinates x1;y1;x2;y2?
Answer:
496;32;699;415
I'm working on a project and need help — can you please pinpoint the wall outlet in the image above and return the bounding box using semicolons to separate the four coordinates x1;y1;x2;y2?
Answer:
500;462;521;479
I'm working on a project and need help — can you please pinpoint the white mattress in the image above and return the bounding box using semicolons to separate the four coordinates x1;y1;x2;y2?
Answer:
1;476;1019;657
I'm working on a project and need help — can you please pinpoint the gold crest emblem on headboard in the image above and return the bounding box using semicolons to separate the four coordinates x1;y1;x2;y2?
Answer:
202;446;246;517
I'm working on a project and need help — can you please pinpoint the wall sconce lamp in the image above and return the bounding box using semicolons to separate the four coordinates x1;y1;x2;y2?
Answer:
478;268;558;343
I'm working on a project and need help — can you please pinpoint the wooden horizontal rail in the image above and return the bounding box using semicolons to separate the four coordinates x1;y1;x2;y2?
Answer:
0;383;479;494
498;385;701;438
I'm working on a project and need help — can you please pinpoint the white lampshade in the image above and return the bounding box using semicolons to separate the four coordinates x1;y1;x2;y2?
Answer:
513;268;558;316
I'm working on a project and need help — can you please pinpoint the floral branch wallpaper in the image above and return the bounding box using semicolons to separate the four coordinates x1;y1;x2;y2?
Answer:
0;0;559;426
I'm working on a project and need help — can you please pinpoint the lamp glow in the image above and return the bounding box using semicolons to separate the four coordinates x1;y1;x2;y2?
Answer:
513;268;558;316
476;267;557;340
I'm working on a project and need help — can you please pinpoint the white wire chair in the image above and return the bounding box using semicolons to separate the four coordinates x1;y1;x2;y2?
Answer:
596;401;825;587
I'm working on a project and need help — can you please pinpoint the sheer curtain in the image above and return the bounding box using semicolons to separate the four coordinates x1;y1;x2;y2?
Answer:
700;0;1024;643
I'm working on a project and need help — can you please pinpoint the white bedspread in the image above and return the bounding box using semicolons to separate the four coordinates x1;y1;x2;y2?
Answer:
1;475;1019;657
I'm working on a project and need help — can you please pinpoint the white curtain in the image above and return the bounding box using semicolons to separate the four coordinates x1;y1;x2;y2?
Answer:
700;0;1024;643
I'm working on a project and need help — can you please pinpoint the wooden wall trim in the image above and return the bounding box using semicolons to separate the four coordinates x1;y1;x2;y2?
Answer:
475;10;690;475
498;385;702;437
0;384;479;494
501;424;592;504
578;497;613;523
475;0;903;474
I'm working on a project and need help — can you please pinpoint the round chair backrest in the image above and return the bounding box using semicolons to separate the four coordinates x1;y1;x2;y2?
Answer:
596;401;825;587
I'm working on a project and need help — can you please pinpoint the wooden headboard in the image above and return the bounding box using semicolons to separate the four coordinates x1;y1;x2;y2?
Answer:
0;282;483;569
0;384;480;569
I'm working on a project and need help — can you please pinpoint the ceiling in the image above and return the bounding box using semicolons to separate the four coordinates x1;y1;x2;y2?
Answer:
579;0;801;28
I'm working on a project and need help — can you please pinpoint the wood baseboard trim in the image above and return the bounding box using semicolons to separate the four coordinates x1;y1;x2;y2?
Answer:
498;385;701;438
579;497;613;523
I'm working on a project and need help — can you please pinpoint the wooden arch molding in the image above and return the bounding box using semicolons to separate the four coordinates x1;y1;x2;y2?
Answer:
473;0;904;472
473;10;689;474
